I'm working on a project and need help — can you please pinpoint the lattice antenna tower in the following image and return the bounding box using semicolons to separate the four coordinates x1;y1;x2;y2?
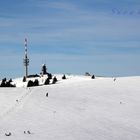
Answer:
23;38;29;78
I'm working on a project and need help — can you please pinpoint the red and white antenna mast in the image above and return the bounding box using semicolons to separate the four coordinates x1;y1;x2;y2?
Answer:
23;38;29;78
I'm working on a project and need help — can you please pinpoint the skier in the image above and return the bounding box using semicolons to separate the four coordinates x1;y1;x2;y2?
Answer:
46;93;48;97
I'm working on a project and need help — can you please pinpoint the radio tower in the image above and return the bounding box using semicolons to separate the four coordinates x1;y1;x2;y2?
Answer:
23;38;29;78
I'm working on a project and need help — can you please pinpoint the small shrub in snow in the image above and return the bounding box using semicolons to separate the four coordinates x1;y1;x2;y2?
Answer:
52;76;57;84
34;79;39;86
44;78;50;85
5;81;11;87
9;78;12;83
27;80;34;87
1;78;6;86
1;80;6;87
2;78;7;82
91;75;95;79
27;79;39;87
62;74;66;79
23;76;26;82
47;73;52;79
0;78;15;87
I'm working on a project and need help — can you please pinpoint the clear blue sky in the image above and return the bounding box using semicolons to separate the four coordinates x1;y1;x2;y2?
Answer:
0;0;140;78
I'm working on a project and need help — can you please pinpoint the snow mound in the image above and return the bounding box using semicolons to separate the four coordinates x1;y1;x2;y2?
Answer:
0;75;140;140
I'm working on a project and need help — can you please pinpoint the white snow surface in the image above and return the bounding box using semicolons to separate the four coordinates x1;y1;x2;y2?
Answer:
0;75;140;140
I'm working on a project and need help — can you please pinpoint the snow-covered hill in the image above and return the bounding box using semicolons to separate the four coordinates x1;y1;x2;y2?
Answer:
0;75;140;140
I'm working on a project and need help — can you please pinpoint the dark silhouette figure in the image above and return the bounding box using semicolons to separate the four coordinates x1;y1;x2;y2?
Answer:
46;93;48;97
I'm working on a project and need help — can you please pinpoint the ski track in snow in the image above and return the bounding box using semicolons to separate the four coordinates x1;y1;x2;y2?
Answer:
0;87;33;120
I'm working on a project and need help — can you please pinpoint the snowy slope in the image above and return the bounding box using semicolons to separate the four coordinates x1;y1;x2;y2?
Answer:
0;75;140;140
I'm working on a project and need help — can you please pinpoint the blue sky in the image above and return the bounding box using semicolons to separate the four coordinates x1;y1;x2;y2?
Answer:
0;0;140;78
